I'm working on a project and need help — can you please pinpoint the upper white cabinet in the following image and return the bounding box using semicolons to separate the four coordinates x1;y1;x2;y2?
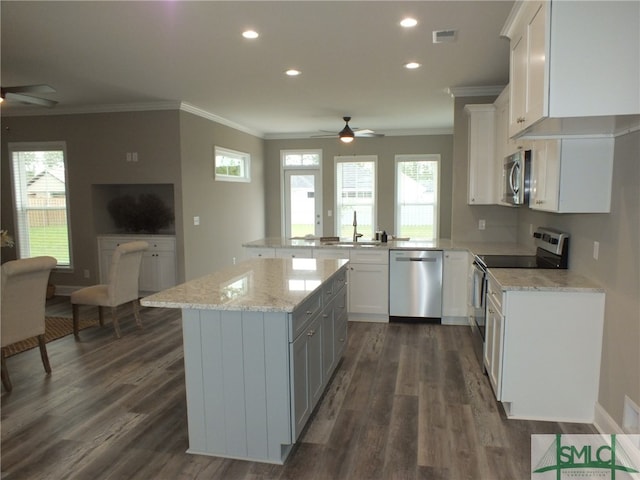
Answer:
465;104;497;205
502;0;640;137
529;137;614;213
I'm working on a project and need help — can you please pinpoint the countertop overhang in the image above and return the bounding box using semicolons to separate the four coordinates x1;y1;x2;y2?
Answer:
140;257;349;312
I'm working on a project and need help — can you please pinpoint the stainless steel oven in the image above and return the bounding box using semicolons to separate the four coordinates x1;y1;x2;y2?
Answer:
471;227;570;370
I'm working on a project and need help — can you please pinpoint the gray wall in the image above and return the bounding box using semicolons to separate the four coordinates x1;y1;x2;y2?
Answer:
179;111;265;280
1;110;184;286
516;130;640;428
264;135;454;239
451;95;519;241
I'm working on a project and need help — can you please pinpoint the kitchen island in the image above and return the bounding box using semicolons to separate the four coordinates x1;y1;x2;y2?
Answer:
141;257;349;464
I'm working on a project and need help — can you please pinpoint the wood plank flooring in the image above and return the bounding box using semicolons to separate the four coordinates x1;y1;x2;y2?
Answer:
1;297;595;480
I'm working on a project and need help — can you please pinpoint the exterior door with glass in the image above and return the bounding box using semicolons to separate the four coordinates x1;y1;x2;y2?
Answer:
284;170;322;238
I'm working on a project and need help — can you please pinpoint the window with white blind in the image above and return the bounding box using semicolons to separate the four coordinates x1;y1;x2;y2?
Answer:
8;142;72;267
335;156;377;239
395;154;439;240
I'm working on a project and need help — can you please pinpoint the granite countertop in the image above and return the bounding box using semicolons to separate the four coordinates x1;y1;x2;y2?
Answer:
488;268;604;293
243;237;459;250
140;257;348;312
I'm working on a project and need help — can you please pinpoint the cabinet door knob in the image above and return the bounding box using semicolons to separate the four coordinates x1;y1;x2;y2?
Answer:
306;310;313;315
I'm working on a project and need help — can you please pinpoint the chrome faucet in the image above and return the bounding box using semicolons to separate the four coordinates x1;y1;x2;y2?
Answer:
352;211;363;242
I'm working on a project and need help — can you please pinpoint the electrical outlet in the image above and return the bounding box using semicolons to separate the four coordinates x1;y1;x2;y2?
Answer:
593;241;600;260
193;216;200;226
479;219;486;230
328;210;332;217
623;395;640;433
83;269;90;278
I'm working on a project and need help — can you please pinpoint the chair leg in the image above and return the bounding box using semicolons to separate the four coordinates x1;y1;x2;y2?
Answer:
38;335;52;374
111;307;121;339
1;349;12;392
73;304;80;338
98;306;105;327
132;299;143;329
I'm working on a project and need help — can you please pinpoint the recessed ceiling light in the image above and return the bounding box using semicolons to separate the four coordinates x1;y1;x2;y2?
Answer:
285;69;301;76
400;17;418;28
404;62;421;70
242;30;259;39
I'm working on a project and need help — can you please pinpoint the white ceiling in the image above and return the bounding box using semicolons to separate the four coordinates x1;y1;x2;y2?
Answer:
1;1;514;139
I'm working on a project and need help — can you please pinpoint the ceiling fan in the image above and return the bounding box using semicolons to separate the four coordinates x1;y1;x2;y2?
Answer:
314;116;384;143
0;84;58;108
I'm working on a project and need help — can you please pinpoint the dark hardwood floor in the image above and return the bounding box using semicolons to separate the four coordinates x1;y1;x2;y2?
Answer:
1;296;594;480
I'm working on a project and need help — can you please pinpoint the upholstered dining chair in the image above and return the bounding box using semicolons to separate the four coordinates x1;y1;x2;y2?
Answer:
71;241;148;339
1;256;58;392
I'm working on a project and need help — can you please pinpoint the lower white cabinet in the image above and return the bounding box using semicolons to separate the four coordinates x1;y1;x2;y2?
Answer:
347;249;389;321
246;247;276;258
442;250;469;324
484;273;605;423
98;235;177;293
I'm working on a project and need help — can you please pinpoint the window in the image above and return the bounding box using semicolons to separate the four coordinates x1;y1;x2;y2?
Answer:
395;154;439;240
335;156;377;239
9;142;72;267
215;146;250;182
281;150;322;238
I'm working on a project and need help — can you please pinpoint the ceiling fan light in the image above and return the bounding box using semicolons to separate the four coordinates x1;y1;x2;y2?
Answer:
340;135;354;143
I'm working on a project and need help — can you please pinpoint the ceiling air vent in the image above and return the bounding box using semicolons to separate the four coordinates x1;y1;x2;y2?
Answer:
432;29;457;44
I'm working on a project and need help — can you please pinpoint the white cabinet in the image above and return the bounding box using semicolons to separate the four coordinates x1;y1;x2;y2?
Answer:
275;248;313;259
485;273;605;423
442;251;469;325
246;247;275;258
529;137;614;213
347;248;389;322
465;104;497;205
503;0;640;137
484;276;504;398
98;235;177;293
312;248;349;260
507;1;546;136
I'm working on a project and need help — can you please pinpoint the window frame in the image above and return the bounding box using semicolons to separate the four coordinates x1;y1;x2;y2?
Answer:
394;154;440;241
8;141;73;269
280;149;323;238
214;146;251;183
334;155;378;239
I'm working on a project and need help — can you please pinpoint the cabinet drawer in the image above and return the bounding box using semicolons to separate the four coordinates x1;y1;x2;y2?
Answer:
487;275;503;312
291;291;322;340
146;238;176;251
275;248;313;259
349;248;388;264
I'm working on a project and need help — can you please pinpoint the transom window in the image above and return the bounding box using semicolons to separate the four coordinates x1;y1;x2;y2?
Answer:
395;154;439;240
8;141;72;267
215;146;250;182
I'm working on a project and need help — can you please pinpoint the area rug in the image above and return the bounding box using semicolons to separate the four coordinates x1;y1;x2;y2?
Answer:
2;317;99;358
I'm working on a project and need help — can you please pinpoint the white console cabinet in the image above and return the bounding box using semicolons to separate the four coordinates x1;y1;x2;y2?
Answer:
98;235;177;293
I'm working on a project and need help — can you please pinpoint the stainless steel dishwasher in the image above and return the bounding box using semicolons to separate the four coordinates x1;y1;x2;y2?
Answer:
389;250;443;319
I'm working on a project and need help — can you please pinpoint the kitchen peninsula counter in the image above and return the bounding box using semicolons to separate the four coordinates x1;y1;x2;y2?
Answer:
141;257;350;464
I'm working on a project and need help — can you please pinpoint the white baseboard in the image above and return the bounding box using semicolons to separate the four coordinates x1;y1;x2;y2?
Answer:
348;313;389;323
593;401;625;434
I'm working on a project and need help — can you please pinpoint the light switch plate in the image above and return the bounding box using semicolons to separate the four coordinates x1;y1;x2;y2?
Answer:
193;216;200;226
593;241;599;260
479;219;486;230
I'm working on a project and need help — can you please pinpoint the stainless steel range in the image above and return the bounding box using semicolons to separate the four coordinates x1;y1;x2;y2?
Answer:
470;227;570;365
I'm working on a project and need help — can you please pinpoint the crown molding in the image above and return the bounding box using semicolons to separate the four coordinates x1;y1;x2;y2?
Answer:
178;102;263;137
0;101;182;117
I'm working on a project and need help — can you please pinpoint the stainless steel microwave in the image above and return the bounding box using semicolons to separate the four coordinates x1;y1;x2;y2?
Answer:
503;150;531;205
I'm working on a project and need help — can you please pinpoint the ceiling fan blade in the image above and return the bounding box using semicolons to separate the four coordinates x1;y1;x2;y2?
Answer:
4;92;58;108
354;130;384;138
2;84;56;94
